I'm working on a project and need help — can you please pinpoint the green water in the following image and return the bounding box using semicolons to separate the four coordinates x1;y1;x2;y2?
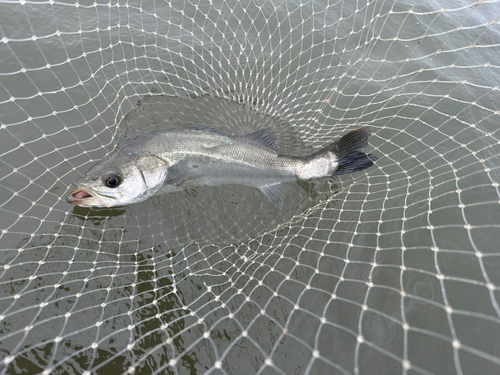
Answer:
1;0;499;374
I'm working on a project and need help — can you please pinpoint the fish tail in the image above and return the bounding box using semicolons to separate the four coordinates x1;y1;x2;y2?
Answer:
302;126;377;179
331;126;377;175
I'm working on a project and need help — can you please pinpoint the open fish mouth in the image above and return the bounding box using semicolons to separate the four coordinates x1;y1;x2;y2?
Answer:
69;189;92;200
66;188;105;207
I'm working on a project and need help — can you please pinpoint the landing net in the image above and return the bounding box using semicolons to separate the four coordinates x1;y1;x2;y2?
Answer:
1;0;499;374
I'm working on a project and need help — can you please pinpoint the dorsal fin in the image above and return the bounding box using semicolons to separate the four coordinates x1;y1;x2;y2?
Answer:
243;127;278;151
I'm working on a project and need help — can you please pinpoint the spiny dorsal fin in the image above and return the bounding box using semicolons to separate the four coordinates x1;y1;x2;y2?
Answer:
258;182;287;207
243;127;278;151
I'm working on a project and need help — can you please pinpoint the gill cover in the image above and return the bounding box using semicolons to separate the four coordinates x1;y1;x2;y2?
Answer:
67;152;169;207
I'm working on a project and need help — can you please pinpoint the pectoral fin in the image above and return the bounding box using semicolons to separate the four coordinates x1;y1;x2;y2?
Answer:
165;162;204;186
258;183;287;207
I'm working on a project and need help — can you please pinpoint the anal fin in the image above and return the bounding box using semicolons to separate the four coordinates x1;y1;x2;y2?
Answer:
258;183;287;207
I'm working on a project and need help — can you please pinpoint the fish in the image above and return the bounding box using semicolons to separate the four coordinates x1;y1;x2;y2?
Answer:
66;126;377;207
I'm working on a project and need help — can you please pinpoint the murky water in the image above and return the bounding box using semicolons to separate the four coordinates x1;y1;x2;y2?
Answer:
1;0;500;374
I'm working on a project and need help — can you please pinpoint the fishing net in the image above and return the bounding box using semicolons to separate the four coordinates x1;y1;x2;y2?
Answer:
1;0;499;374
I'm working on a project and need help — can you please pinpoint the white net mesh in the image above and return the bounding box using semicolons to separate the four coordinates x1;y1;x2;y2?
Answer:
1;0;500;374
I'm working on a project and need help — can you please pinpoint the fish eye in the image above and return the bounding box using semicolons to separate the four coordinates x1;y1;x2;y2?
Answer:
104;173;121;188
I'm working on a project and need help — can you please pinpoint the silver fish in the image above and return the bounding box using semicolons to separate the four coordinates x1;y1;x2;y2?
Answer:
66;126;377;207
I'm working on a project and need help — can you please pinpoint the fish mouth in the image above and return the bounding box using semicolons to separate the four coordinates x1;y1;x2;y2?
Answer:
66;188;112;207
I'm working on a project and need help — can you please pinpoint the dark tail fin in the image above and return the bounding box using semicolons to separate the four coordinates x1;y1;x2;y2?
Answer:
311;126;378;175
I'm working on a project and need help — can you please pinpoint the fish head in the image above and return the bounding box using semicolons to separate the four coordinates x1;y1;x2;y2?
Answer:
66;150;169;207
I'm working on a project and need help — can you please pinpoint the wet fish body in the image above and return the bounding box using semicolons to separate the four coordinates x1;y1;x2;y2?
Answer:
67;126;377;207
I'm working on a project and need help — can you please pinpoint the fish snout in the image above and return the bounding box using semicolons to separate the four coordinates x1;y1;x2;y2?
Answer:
66;188;95;206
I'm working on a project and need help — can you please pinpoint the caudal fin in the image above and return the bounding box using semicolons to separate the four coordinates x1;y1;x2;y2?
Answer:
311;126;377;175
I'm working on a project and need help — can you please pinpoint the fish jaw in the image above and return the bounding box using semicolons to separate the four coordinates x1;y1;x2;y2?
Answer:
66;187;115;207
